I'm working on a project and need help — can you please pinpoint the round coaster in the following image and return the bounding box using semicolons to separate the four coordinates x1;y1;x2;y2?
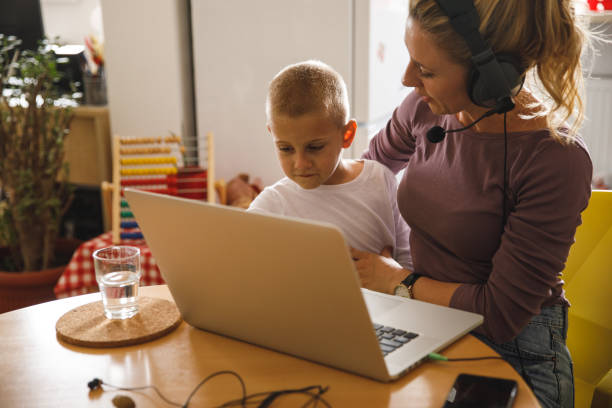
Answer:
56;296;182;348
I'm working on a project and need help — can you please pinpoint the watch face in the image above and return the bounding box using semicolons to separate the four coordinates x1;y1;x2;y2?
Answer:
394;284;410;298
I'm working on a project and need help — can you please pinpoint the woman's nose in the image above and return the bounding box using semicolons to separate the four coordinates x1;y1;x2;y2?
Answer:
402;60;421;88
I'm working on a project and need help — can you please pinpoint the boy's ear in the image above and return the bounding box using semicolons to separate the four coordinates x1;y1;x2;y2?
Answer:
342;120;357;148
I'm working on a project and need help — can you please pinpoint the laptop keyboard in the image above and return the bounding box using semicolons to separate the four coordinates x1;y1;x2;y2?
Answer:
373;323;419;356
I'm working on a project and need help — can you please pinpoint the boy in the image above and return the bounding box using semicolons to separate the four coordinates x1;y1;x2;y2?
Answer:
248;60;412;270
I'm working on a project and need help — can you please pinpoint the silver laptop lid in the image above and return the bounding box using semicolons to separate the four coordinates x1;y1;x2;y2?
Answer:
125;189;389;380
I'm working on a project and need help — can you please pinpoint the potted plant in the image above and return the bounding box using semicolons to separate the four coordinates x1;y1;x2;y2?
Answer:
0;34;79;312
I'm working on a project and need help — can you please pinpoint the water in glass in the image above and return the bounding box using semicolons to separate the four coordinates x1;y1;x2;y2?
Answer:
99;270;140;319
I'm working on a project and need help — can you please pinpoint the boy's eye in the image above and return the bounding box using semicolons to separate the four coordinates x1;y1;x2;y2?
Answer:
277;146;294;153
307;144;324;151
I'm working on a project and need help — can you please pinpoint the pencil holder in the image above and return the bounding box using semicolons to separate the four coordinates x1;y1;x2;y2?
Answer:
83;72;107;105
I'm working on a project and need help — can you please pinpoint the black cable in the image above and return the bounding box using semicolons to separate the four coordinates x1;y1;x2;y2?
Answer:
269;386;330;408
501;111;536;392
218;385;330;408
88;371;331;408
300;387;331;408
428;351;554;363
445;356;505;362
93;379;182;407
427;352;503;362
502;111;508;227
184;370;247;407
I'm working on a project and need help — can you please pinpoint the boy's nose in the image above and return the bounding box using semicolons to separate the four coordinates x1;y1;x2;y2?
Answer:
294;153;312;170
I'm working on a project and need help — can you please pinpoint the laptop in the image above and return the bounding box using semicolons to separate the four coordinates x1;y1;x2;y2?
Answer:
124;189;483;382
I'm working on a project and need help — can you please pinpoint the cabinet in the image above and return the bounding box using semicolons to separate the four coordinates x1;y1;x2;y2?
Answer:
64;105;111;187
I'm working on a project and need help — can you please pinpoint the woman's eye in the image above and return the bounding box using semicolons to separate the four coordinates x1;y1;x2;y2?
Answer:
278;146;294;153
416;64;433;78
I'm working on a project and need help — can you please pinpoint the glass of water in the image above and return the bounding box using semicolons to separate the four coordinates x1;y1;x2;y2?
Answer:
92;246;141;319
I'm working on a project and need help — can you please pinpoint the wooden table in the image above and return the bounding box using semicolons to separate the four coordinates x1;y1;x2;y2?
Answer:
0;285;540;407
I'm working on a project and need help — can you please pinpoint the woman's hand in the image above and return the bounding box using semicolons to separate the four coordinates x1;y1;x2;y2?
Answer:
350;246;409;294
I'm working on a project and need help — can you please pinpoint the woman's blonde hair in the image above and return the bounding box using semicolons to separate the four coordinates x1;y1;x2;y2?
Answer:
266;60;350;128
409;0;591;143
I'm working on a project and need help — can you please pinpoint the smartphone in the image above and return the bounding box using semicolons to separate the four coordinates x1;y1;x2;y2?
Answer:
442;373;518;408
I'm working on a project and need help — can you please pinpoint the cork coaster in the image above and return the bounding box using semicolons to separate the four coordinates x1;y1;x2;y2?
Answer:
56;297;182;348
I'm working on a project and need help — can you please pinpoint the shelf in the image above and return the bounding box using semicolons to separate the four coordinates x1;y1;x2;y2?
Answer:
575;1;612;23
580;10;612;23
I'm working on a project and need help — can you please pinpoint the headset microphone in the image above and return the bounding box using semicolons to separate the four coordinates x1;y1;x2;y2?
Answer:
426;97;515;144
426;107;495;144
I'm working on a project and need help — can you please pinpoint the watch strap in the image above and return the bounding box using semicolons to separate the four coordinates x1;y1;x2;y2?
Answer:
403;273;422;299
401;273;422;287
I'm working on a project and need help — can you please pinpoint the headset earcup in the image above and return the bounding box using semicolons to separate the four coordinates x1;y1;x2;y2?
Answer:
469;55;522;108
467;67;481;106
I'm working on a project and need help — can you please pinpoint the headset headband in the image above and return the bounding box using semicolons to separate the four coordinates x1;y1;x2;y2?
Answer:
433;0;515;110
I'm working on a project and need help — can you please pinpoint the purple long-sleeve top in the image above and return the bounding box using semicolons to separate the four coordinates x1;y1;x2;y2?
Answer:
363;91;592;343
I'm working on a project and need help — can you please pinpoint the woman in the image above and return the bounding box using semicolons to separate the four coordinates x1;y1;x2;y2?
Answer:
352;1;593;407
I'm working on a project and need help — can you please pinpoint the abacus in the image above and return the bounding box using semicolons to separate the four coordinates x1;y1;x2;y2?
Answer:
102;132;219;245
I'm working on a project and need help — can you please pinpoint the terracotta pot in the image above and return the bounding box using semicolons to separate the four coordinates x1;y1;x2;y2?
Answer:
0;238;82;314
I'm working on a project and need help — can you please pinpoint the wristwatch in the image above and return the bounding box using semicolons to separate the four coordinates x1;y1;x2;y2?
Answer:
393;273;422;299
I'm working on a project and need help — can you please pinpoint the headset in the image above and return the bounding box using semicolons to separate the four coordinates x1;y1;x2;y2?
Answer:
434;0;522;111
426;0;524;143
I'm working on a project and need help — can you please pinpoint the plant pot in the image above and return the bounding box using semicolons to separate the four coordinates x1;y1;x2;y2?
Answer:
0;238;82;314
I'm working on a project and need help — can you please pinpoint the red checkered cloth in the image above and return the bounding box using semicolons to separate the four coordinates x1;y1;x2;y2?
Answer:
54;231;165;298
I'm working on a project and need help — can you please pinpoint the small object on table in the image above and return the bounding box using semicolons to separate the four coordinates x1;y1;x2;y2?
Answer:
112;395;135;408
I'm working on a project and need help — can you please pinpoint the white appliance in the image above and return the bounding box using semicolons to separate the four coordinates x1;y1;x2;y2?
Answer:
191;0;410;186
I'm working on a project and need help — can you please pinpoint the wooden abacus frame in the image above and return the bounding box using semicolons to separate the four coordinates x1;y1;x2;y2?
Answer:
102;132;217;244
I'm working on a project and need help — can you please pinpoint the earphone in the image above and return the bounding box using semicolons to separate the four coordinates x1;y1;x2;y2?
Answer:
87;371;331;408
433;0;522;111
426;0;524;144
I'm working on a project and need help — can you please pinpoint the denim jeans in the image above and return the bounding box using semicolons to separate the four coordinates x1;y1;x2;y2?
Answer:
472;305;574;408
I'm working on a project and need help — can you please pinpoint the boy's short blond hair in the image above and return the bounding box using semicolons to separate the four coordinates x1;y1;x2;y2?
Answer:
266;60;350;129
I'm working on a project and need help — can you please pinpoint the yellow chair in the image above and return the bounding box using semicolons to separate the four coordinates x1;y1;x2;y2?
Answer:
591;369;612;408
563;190;612;408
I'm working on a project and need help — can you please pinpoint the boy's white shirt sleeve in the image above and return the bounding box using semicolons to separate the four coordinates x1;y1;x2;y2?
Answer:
246;185;285;215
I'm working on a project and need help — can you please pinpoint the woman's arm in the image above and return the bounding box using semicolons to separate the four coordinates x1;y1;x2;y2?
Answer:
361;91;423;173
448;139;593;343
353;135;592;344
350;247;459;305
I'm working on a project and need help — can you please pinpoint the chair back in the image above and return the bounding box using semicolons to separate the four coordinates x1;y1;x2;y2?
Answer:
563;190;612;405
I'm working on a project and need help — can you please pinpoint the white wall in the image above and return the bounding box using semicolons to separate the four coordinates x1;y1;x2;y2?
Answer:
582;22;612;180
190;0;353;186
41;0;103;44
100;0;194;141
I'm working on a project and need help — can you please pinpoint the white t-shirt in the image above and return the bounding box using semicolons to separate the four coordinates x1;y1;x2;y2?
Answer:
247;159;412;269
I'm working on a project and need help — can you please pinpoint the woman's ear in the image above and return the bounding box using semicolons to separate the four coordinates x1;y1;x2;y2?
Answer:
342;120;357;148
